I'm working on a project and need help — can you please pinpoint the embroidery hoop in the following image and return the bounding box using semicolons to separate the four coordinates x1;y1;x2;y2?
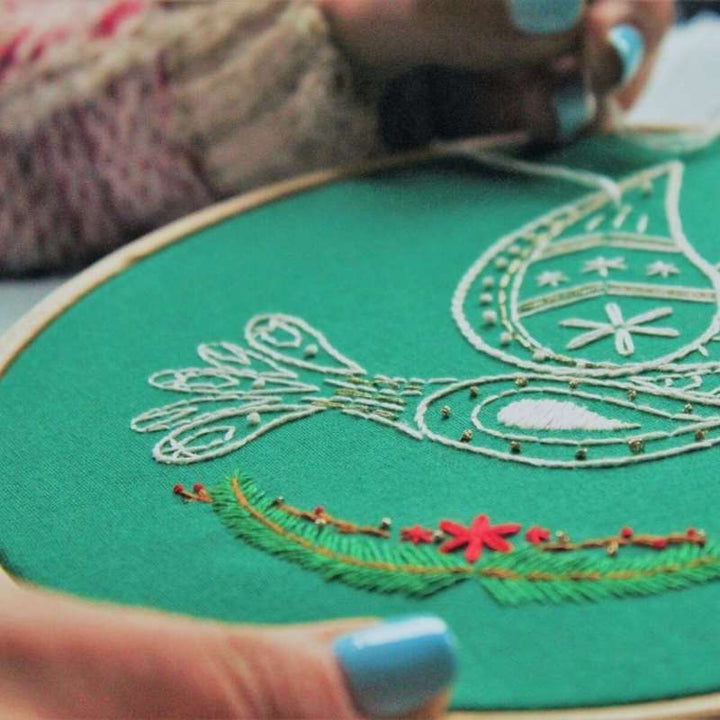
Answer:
1;128;719;720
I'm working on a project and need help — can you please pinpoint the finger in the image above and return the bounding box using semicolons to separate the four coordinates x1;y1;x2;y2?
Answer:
586;0;675;107
4;583;457;719
416;0;585;70
426;65;595;145
324;0;583;77
328;615;457;719
0;565;17;590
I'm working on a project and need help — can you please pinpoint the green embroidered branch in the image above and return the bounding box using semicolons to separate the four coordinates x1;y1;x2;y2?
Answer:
272;496;391;539
211;476;468;597
205;476;720;606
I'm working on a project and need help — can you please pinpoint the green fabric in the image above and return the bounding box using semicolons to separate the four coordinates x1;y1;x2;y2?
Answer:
1;137;720;710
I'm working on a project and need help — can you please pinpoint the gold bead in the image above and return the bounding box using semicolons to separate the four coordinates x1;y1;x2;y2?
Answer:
469;386;479;399
606;540;619;557
441;405;451;419
556;530;569;543
695;429;707;442
515;377;528;388
432;530;445;543
461;429;473;443
575;447;587;461
315;517;328;526
628;438;645;454
627;389;637;401
510;440;521;454
380;517;392;530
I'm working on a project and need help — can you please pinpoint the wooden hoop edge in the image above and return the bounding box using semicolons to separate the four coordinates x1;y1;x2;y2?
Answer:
1;130;718;719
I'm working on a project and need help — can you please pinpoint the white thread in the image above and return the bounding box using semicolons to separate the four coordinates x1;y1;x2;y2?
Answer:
561;304;678;357
497;398;636;431
612;204;633;230
586;214;605;232
415;375;720;469
131;395;276;434
452;160;720;378
474;384;706;442
246;314;365;376
538;235;678;261
646;260;680;278
582;255;627;278
131;156;720;471
153;404;325;464
536;271;568;288
482;310;498;326
198;344;294;379
452;150;624;205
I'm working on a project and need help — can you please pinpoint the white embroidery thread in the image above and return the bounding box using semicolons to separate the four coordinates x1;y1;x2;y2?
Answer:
132;156;720;470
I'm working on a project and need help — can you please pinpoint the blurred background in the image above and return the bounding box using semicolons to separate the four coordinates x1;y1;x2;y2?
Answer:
1;3;719;336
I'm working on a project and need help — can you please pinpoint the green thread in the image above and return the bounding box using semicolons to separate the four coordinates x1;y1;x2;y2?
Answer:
208;476;720;606
211;477;467;597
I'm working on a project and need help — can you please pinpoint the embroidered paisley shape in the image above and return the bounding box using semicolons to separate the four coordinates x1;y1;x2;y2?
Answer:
418;375;720;468
133;159;720;469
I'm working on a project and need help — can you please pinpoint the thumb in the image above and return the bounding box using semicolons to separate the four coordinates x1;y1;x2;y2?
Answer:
226;615;457;719
2;577;457;719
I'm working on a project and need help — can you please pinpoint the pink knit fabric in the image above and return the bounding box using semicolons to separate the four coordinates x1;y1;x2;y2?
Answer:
0;1;381;275
0;60;211;272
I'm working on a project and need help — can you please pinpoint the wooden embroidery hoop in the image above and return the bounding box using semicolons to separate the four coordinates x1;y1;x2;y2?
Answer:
1;128;719;720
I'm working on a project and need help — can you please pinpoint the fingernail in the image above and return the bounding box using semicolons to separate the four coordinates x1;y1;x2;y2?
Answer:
608;24;645;87
333;615;457;718
507;0;583;35
552;82;596;140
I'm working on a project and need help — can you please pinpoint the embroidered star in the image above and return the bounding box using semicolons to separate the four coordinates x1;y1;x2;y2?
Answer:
525;526;551;545
581;255;627;278
561;302;679;357
536;270;568;288
439;515;521;563
646;260;680;279
401;525;434;545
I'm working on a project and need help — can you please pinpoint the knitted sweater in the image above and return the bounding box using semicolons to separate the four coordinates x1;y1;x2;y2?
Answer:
0;0;384;274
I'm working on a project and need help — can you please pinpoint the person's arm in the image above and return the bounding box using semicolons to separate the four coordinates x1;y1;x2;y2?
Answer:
0;0;381;274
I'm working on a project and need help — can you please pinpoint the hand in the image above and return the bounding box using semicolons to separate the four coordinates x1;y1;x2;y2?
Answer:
320;0;674;144
0;572;456;719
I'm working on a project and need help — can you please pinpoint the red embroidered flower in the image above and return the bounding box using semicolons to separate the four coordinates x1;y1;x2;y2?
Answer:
401;525;434;545
525;525;551;545
439;515;521;563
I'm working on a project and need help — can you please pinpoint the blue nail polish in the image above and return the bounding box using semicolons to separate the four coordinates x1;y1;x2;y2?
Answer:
333;615;457;718
507;0;582;35
608;24;645;87
553;83;596;140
